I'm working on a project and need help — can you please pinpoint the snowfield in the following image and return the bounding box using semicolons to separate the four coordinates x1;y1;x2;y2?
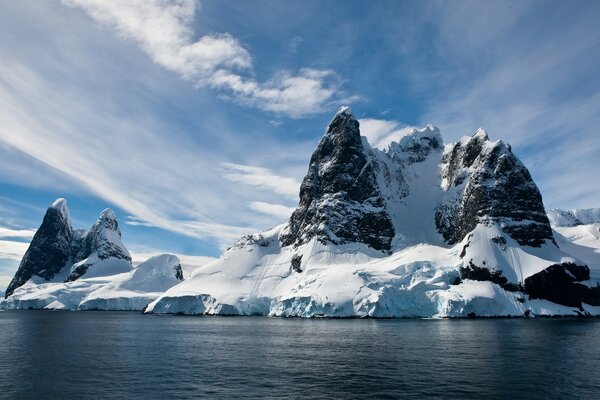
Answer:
2;254;183;311
145;223;600;318
3;108;600;317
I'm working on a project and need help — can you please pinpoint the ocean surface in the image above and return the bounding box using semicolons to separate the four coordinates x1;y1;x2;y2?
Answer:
0;312;599;399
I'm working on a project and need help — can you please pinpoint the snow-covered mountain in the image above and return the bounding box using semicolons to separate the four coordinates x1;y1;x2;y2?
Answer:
2;200;184;310
547;208;600;227
4;107;600;317
145;107;600;317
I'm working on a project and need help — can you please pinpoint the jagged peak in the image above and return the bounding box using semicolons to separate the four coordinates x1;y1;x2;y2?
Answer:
94;208;120;233
49;198;70;221
99;208;116;221
50;197;67;209
335;105;353;117
547;208;600;227
319;106;361;147
473;127;489;140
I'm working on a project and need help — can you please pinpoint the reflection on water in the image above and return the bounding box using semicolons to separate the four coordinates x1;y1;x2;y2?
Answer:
0;312;599;399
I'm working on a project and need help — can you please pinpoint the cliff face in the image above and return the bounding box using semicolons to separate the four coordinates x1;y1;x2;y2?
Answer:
435;129;554;247
5;200;132;297
280;107;395;251
5;199;73;298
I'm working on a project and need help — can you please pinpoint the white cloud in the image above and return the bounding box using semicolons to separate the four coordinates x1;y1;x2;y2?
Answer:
63;0;347;117
358;118;416;150
0;239;28;261
248;201;295;220
0;227;36;239
0;57;270;249
222;162;301;200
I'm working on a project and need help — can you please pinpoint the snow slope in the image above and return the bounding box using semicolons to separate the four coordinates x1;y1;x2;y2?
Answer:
5;108;599;317
2;254;184;311
145;109;599;318
146;222;590;317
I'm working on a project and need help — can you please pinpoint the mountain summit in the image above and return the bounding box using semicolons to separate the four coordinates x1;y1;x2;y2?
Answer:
4;109;600;317
144;108;599;317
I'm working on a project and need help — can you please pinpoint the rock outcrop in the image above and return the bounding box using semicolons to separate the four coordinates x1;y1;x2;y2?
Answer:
524;262;600;307
66;209;131;281
436;129;555;247
5;199;73;298
280;107;395;251
5;199;132;297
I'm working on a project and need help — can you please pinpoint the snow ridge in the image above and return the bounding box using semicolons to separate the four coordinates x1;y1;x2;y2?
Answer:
4;108;600;317
548;208;600;227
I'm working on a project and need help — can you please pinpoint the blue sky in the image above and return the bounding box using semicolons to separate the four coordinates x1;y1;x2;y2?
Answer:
0;0;599;288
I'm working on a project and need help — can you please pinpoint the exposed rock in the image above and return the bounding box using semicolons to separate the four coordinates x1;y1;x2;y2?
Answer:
436;129;555;247
291;254;303;273
5;199;73;298
281;106;395;251
66;208;131;282
460;261;508;286
524;262;600;307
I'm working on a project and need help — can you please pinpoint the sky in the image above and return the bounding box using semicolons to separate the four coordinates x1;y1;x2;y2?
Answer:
0;0;599;288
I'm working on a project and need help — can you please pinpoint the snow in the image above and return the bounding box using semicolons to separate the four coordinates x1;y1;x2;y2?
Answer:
1;254;183;311
50;197;70;222
5;122;600;318
143;127;600;318
144;219;600;317
548;208;600;227
553;223;600;281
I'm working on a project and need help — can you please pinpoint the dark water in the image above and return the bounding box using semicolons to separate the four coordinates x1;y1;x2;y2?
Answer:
0;312;599;399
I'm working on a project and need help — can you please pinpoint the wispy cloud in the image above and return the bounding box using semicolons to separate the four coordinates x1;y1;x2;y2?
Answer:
358;118;416;150
63;0;349;117
413;2;600;209
248;201;295;220
0;239;28;261
222;162;300;200
0;227;36;240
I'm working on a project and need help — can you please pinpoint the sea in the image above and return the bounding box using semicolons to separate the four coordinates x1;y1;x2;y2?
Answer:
0;311;599;399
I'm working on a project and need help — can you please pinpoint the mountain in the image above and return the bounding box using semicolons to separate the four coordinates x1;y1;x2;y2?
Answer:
4;200;132;298
280;107;395;251
4;108;600;317
145;107;600;317
5;199;74;298
547;208;600;227
2;201;185;310
66;208;132;281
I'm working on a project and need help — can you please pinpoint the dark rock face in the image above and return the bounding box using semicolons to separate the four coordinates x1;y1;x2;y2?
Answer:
524;262;600;307
5;200;133;296
436;130;555;247
74;209;130;263
280;107;395;251
460;261;508;286
66;209;131;282
5;201;73;298
174;263;184;281
458;261;523;292
291;254;303;273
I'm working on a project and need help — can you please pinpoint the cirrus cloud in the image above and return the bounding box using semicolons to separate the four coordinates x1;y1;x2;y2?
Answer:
63;0;350;117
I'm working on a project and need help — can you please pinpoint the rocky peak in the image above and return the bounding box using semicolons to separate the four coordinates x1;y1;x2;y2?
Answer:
97;208;119;231
73;208;131;265
436;129;555;247
280;106;395;251
547;208;600;227
386;124;443;164
5;199;74;298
